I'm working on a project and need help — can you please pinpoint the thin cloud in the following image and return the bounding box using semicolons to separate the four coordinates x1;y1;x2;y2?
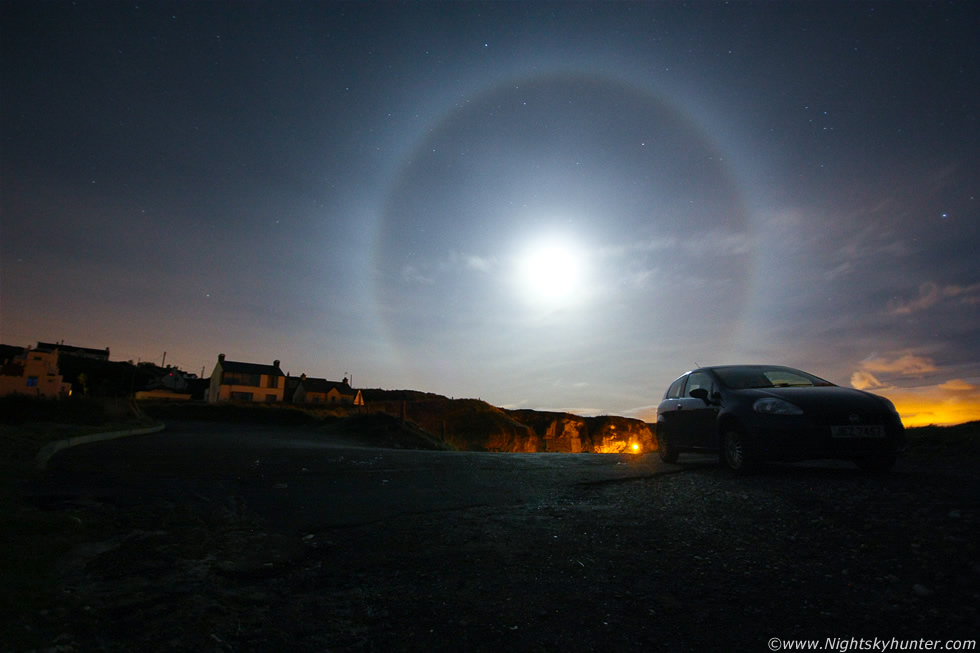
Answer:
851;352;937;390
558;406;606;417
400;264;434;285
939;379;976;392
888;281;980;315
850;371;883;390
858;354;938;377
623;404;659;423
401;252;497;284
447;251;497;274
463;254;496;273
826;223;908;281
597;228;753;259
688;229;754;256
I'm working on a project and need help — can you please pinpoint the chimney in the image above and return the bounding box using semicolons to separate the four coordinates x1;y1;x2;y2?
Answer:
300;373;307;381
273;359;280;369
218;353;225;362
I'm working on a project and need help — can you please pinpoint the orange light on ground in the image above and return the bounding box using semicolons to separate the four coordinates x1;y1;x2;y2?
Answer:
595;440;639;454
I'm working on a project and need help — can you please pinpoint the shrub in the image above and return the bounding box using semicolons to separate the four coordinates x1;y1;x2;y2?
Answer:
0;395;109;426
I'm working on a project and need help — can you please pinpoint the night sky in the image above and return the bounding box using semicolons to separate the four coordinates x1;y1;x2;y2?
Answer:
2;1;977;425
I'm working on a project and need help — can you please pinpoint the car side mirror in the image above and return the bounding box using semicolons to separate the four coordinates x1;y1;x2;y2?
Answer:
690;388;719;405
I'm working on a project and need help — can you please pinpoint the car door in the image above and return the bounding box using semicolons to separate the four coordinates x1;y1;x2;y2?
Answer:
682;371;720;450
658;375;690;447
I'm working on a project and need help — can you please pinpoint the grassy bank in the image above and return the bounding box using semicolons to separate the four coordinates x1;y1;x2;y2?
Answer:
904;420;980;456
138;400;451;449
0;397;158;646
138;399;349;424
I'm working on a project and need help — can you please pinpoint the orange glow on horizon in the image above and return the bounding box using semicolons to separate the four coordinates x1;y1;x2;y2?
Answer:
876;380;980;428
850;356;980;428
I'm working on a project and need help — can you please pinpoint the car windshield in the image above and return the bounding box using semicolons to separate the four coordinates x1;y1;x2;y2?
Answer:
712;366;834;390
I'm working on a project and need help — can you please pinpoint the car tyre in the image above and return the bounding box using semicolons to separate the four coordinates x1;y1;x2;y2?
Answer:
721;425;756;475
854;453;896;473
658;429;679;464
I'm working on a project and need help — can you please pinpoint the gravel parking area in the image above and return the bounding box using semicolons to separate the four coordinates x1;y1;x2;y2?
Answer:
293;457;978;652
12;442;979;652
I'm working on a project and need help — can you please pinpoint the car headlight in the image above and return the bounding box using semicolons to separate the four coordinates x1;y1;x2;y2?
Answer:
753;397;804;415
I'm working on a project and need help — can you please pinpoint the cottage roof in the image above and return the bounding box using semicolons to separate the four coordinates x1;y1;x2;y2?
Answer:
299;377;353;394
221;359;284;376
36;342;109;358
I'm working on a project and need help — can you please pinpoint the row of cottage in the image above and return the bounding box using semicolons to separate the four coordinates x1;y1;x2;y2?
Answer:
0;344;363;406
0;345;75;398
209;353;364;405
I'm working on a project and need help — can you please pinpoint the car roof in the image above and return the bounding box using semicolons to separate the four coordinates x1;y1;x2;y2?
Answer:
697;364;807;374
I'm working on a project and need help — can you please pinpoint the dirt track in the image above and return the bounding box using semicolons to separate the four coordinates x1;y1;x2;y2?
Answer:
13;422;980;652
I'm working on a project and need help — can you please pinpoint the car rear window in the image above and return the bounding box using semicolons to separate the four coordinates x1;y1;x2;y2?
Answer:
666;377;686;399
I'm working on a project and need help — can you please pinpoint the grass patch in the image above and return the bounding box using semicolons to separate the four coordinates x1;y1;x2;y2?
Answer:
0;472;93;619
365;398;540;451
1;394;118;426
905;420;980;457
138;399;354;424
319;413;454;450
0;398;157;647
0;424;106;648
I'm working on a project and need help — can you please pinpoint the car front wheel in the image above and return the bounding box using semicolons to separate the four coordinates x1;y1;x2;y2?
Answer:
721;425;756;475
658;429;679;464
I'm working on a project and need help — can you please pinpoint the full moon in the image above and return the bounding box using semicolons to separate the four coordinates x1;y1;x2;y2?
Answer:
515;236;587;307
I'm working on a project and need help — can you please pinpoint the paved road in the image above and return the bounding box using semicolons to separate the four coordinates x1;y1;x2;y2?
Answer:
35;420;678;532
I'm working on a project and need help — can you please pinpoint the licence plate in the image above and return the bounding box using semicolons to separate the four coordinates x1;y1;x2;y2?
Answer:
831;425;885;438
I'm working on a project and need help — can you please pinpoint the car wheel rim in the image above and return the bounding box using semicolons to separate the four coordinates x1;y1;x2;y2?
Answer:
725;432;743;468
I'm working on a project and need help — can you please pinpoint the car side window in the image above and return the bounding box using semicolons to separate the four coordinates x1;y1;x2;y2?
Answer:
684;372;714;398
666;377;686;399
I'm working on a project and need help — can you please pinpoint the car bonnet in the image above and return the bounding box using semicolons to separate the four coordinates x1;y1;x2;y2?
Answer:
744;385;890;416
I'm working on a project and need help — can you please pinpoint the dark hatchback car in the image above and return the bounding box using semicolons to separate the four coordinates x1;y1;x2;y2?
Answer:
656;365;905;474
